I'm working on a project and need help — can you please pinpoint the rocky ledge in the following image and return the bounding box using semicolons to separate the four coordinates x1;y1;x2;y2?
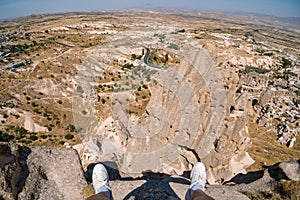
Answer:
0;142;299;200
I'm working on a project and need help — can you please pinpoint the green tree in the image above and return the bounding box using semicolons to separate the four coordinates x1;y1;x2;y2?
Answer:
76;85;84;93
131;54;137;60
65;134;74;140
29;135;38;141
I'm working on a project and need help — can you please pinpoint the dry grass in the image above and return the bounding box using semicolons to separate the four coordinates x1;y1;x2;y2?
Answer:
247;116;300;172
81;184;95;198
244;181;300;200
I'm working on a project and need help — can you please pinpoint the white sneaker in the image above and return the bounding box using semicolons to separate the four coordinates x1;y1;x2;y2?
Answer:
92;163;111;193
190;162;207;191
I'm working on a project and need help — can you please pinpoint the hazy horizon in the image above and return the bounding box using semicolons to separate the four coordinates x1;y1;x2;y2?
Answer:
0;0;300;20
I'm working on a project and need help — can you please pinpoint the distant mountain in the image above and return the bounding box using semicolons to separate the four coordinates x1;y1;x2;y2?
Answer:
225;11;300;30
275;17;300;29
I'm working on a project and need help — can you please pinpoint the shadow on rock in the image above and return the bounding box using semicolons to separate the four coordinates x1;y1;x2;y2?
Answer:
0;142;31;199
225;170;264;184
225;160;300;185
123;171;189;200
268;160;300;181
85;162;190;200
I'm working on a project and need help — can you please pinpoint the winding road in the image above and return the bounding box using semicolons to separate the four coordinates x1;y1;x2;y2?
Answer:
142;46;163;70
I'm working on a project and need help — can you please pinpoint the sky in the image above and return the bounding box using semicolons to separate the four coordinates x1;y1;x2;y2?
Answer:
0;0;299;20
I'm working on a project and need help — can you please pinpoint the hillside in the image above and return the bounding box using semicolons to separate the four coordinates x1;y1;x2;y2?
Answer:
0;11;299;199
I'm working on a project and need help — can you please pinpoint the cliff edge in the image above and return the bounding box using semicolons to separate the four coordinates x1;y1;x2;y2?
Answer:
1;142;299;200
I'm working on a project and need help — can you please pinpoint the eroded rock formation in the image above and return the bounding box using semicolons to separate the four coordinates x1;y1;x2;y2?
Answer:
0;142;87;200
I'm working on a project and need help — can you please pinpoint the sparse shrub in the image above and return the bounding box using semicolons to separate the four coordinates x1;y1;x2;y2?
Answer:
13;114;20;119
65;134;74;140
33;109;41;114
20;139;29;144
131;54;137;60
17;127;29;139
282;57;291;68
245;32;253;38
263;52;273;56
3;113;8;118
29;135;38;141
283;70;297;77
76;85;84;93
123;63;133;70
57;100;63;104
5;102;14;108
46;126;52;131
254;48;264;54
131;54;142;60
146;75;151;82
168;43;179;50
0;131;14;142
243;66;270;74
65;124;77;132
82;110;87;115
101;98;106;104
40;135;47;139
59;141;65;145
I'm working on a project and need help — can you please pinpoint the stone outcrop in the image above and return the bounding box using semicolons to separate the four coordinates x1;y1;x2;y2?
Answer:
98;160;300;200
0;142;87;200
1;142;299;199
108;179;250;200
74;44;254;184
269;160;300;181
202;92;254;184
238;67;299;148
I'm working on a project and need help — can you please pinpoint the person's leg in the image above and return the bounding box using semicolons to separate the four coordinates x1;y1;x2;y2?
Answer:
86;164;112;200
86;192;110;200
190;190;214;200
185;162;214;200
